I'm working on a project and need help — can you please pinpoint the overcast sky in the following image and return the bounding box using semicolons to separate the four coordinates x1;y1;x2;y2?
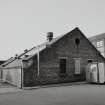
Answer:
0;0;105;60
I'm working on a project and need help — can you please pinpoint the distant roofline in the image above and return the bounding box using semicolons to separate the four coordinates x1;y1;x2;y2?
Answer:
89;33;105;42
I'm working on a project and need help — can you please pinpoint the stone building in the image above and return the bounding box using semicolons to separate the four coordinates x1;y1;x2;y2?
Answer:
1;27;105;88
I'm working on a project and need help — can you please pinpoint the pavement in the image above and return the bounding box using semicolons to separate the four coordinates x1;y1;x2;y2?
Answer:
0;82;22;94
0;81;101;94
0;87;22;94
0;81;87;94
23;81;87;90
0;84;105;105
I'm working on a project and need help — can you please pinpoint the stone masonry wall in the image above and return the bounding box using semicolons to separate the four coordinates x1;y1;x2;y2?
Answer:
23;29;105;86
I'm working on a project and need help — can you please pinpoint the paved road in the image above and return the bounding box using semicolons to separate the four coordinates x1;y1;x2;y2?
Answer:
0;84;105;105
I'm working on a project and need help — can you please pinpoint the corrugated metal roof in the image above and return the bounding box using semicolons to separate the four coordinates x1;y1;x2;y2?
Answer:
1;57;14;66
3;27;105;66
22;31;71;60
22;42;47;60
0;27;89;65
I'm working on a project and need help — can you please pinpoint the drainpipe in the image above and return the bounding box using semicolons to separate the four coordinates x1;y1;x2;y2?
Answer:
97;52;99;84
21;59;24;89
37;46;40;76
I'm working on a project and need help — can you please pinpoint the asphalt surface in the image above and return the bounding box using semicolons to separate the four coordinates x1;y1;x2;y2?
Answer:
0;84;105;105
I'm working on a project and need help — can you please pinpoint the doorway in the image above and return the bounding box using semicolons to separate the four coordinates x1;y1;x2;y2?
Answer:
59;58;67;74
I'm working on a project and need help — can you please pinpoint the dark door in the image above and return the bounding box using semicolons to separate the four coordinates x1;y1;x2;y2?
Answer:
59;58;66;74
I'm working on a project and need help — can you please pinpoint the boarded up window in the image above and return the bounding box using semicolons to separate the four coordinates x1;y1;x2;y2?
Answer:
74;58;81;74
59;58;67;74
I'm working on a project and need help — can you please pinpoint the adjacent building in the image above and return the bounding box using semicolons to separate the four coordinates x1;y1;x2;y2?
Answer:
89;33;105;57
1;27;105;88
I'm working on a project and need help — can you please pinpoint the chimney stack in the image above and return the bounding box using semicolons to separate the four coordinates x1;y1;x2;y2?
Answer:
47;32;53;42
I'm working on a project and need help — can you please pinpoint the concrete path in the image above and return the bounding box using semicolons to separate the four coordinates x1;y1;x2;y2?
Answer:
0;81;87;94
0;87;22;94
0;84;105;105
23;81;87;90
0;82;22;94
